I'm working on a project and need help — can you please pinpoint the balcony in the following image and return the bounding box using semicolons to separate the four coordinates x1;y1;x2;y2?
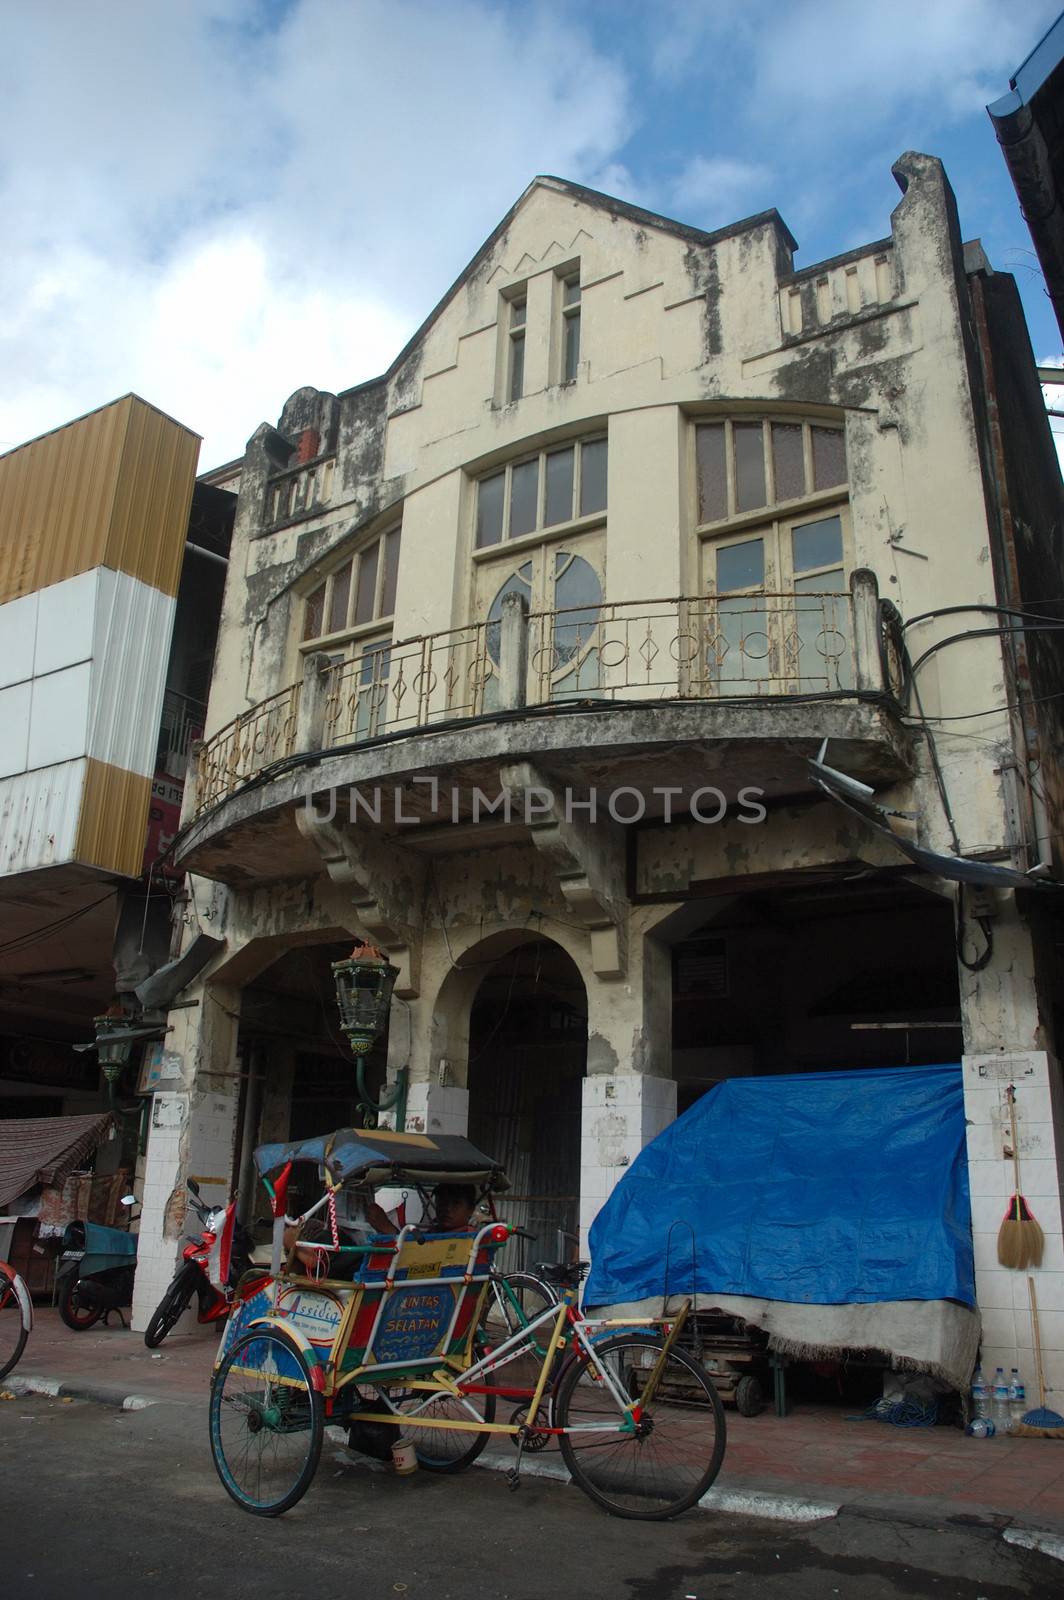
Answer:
180;572;912;880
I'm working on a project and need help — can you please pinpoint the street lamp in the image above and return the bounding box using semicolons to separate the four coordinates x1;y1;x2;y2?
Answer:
330;944;407;1131
92;1014;139;1089
330;945;399;1056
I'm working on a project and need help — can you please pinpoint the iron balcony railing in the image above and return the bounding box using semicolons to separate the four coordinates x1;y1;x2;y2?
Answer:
191;580;898;818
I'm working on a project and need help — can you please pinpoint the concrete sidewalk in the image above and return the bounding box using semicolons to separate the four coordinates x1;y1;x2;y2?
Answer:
7;1309;1064;1540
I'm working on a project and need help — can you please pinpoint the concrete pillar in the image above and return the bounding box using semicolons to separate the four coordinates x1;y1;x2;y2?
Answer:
131;981;242;1334
850;567;882;693
579;1073;676;1252
962;1050;1064;1394
497;591;529;711
295;650;333;753
959;899;1064;1391
402;1081;470;1138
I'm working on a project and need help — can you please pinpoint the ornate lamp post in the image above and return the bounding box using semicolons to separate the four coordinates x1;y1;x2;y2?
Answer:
92;1014;140;1095
331;944;407;1130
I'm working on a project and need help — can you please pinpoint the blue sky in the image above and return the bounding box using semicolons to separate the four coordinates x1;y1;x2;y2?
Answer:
2;0;1060;467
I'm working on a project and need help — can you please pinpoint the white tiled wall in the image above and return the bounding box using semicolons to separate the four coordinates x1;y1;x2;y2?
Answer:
400;1082;470;1137
579;1072;676;1251
376;1082;469;1137
963;1051;1064;1396
130;1093;187;1333
130;1085;240;1336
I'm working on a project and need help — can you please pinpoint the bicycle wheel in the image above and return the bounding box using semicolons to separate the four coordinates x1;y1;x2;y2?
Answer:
144;1271;195;1348
556;1335;726;1519
0;1267;31;1381
209;1327;324;1515
479;1271;557;1354
370;1377;497;1473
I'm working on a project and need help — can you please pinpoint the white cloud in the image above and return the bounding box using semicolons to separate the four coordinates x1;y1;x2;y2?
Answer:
0;0;633;465
668;156;774;228
651;0;1058;126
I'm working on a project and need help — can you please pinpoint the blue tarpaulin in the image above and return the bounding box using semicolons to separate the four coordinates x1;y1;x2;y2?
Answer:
585;1064;975;1310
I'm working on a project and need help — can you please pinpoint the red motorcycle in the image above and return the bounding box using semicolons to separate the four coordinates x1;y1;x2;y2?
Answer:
143;1180;259;1348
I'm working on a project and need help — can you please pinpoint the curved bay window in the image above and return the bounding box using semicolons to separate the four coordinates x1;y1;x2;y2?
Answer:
474;435;606;710
301;526;400;744
694;417;852;694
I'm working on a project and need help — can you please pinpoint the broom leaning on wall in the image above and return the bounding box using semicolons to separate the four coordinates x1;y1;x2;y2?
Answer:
997;1085;1044;1271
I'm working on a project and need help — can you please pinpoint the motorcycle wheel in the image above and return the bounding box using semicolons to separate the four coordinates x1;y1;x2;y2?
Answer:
57;1275;103;1332
144;1274;194;1348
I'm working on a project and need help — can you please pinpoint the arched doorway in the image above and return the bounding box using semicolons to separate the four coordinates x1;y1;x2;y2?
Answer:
234;940;388;1220
466;938;587;1264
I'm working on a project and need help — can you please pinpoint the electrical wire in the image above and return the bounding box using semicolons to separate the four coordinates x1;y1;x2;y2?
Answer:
0;892;115;959
904;624;1064;701
903;686;1064;724
903;601;1064;629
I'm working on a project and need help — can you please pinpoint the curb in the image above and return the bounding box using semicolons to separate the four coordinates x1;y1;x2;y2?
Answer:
8;1380;1064;1562
4;1373;157;1411
476;1453;841;1522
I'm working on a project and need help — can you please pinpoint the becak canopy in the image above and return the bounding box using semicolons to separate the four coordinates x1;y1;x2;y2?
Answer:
254;1126;508;1191
585;1064;974;1310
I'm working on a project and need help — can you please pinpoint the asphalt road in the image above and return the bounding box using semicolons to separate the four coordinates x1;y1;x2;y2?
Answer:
2;1392;1062;1600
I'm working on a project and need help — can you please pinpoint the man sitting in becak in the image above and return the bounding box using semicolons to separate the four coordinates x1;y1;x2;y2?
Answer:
365;1183;478;1237
283;1183;479;1274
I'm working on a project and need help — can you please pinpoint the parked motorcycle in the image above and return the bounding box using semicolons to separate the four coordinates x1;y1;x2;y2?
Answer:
143;1179;256;1349
57;1202;138;1331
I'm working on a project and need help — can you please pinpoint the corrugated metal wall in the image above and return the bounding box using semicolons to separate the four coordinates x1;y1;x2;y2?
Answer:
0;395;199;606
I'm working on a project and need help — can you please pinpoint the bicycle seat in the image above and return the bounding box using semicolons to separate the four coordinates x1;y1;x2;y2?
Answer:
536;1260;590;1288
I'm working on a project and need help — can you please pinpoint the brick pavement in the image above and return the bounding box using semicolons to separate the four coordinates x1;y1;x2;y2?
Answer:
8;1309;1064;1531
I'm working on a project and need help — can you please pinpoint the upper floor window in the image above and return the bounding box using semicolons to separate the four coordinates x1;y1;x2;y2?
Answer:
302;526;400;644
475;436;607;549
508;294;526;402
695;418;846;526
694;417;851;693
560;273;580;383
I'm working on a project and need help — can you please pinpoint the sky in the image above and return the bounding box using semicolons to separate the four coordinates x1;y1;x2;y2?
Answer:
2;0;1061;470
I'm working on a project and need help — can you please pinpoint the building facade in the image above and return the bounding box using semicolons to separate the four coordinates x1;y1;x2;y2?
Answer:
0;396;233;1144
133;156;1064;1392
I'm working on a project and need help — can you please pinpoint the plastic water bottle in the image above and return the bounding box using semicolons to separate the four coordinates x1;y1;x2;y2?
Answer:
971;1365;990;1420
967;1417;996;1438
1009;1371;1026;1428
992;1369;1010;1431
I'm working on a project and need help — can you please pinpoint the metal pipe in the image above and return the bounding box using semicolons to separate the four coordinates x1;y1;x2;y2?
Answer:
236;1041;267;1222
184;540;229;568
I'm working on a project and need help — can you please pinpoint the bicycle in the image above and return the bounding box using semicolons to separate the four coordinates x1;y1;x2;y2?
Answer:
0;1260;32;1382
208;1126;727;1521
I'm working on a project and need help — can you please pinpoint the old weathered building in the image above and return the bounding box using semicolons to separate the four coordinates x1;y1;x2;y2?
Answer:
132;156;1064;1393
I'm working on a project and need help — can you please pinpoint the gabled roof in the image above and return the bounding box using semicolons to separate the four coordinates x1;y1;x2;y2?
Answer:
339;176;798;404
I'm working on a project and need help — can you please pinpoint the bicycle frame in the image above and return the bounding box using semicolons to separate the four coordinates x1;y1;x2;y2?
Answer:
353;1283;675;1442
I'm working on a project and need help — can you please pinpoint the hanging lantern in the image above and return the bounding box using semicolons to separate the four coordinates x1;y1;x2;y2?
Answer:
331;944;399;1056
92;1014;139;1086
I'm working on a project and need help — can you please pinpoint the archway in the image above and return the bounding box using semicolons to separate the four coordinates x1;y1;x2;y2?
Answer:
234;940;388;1219
466;938;587;1263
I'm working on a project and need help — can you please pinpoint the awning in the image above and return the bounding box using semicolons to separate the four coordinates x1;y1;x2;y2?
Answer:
0;1112;116;1212
254;1126;508;1191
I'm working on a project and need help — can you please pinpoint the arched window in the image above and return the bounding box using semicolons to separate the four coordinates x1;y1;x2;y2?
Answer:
481;551;603;707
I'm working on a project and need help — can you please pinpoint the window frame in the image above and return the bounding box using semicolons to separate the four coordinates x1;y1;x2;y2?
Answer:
508;294;527;402
473;434;607;557
299;524;401;655
693;415;848;536
559;271;581;385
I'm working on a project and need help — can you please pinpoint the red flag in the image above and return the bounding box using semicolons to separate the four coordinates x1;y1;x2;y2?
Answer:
271;1161;292;1220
